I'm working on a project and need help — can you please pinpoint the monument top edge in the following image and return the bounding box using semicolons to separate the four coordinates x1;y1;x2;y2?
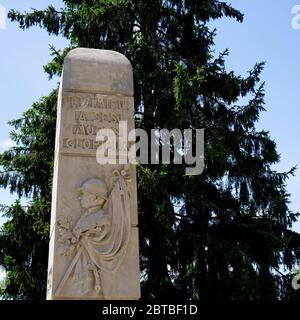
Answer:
62;48;134;95
65;48;132;67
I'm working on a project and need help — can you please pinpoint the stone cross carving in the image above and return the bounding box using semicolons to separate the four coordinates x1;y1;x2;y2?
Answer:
47;48;140;300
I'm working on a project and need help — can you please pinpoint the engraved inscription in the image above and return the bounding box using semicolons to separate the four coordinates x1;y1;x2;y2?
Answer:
62;93;131;111
74;111;121;123
63;138;102;150
61;92;133;153
72;124;119;136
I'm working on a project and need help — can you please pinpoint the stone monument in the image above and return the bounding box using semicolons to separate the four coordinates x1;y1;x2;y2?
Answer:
46;48;140;300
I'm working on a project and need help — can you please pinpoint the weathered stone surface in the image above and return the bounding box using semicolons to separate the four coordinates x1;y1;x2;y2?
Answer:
47;48;140;300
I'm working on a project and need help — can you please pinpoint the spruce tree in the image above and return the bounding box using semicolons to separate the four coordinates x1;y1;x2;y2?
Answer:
1;0;300;300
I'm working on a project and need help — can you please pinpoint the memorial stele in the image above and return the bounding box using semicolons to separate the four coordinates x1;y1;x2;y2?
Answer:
46;48;140;300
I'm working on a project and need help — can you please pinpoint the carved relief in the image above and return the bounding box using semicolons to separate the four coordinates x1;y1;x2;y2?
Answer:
55;165;132;297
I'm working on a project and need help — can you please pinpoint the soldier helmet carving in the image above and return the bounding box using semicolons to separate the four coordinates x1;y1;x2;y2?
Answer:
78;178;108;201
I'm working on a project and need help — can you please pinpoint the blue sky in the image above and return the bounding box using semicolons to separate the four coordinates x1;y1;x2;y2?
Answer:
0;0;67;214
210;0;300;230
0;1;299;231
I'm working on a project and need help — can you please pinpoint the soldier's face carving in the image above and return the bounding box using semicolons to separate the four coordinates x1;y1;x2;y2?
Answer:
79;190;106;209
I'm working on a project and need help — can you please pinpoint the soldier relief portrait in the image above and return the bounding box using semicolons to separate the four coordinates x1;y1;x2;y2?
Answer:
54;166;132;297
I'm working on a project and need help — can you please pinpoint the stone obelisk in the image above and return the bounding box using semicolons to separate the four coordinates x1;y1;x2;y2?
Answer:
47;48;140;300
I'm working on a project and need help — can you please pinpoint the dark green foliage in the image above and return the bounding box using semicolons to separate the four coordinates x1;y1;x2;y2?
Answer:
1;0;300;300
0;91;57;299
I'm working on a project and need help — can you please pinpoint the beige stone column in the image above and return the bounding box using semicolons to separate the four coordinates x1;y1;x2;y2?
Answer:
47;48;140;300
